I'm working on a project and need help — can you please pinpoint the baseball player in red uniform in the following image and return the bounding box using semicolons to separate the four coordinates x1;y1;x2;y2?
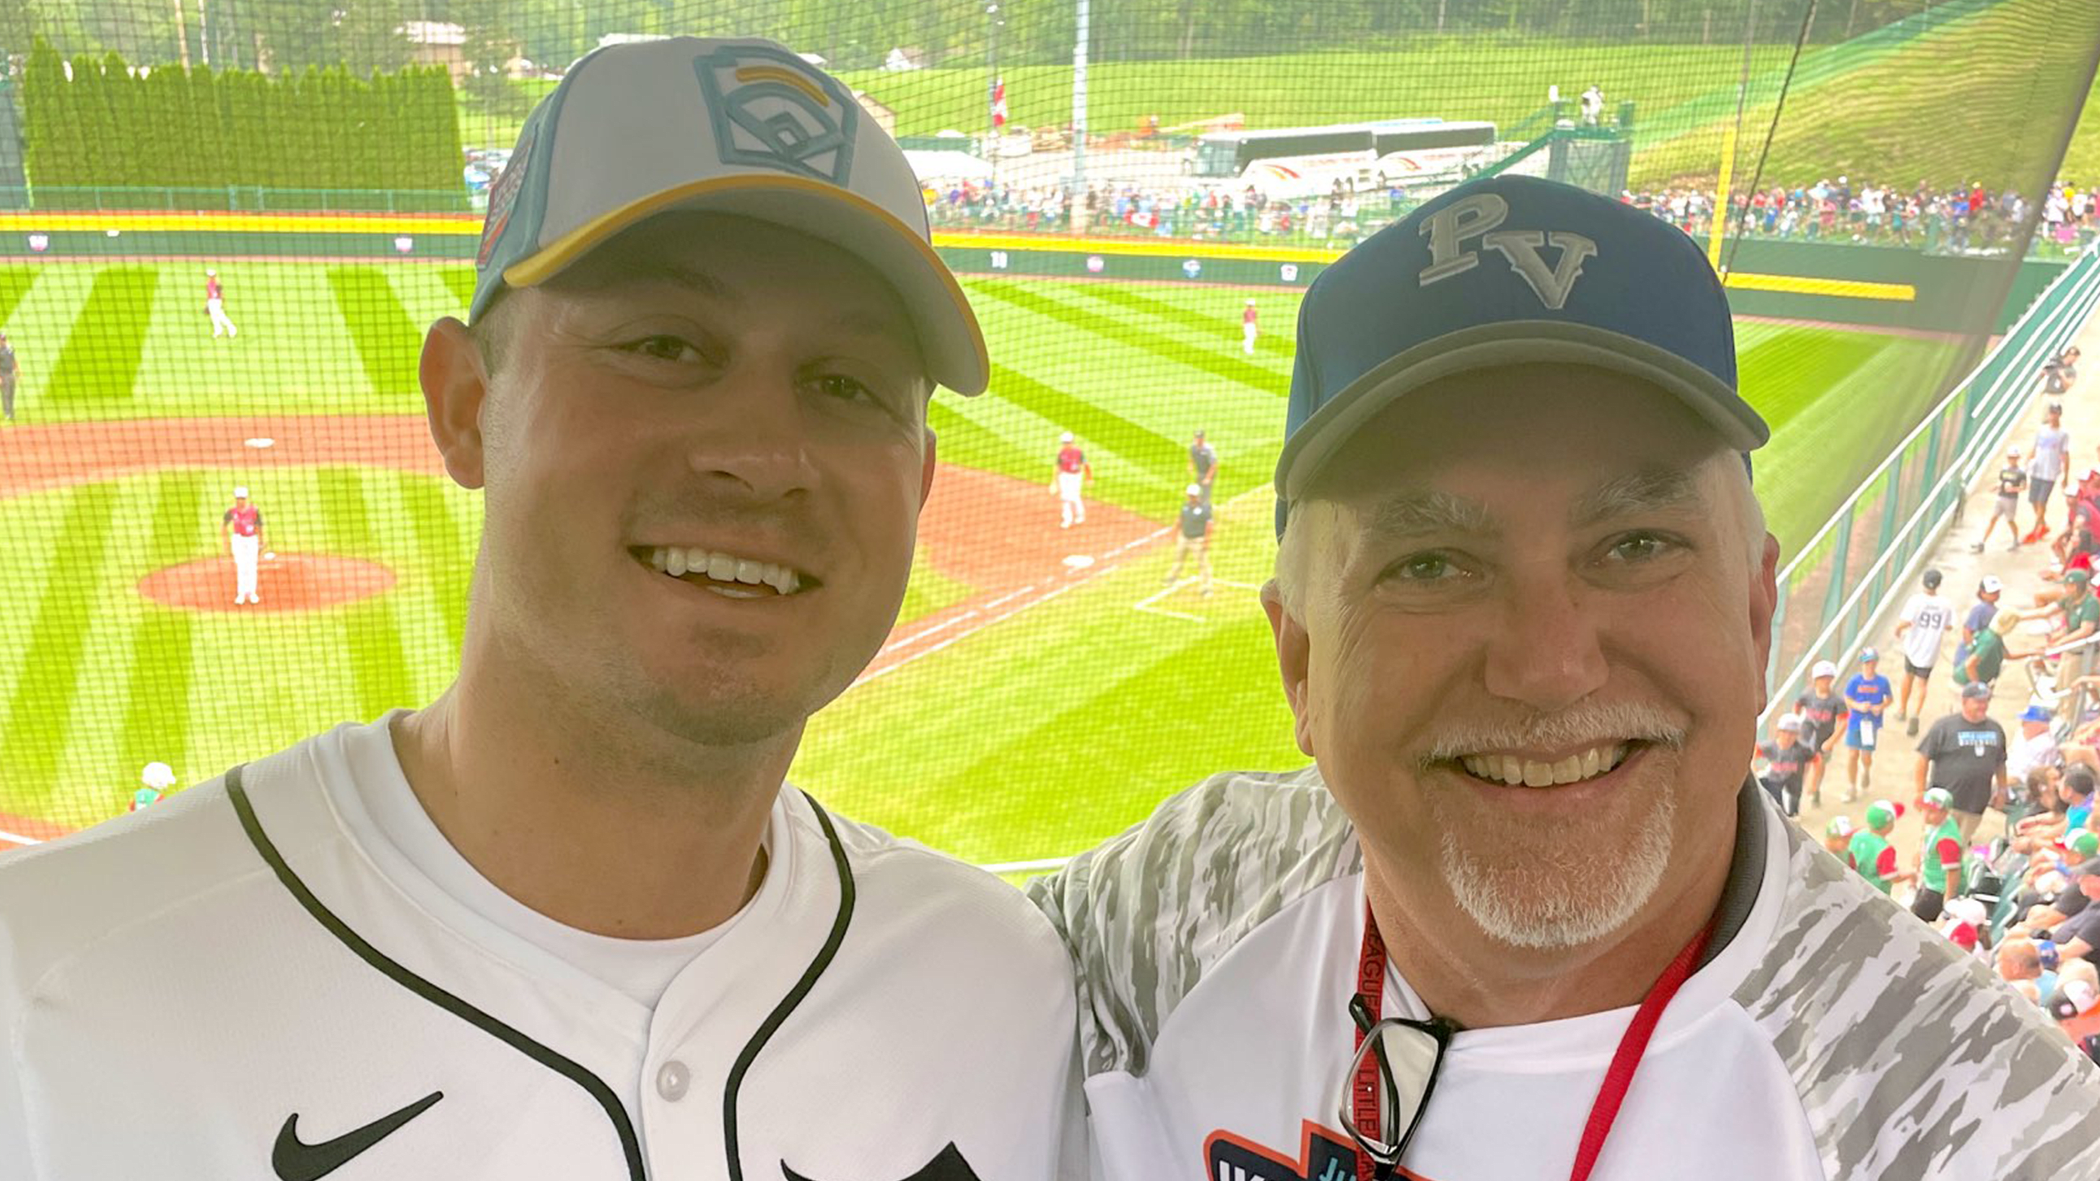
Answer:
205;269;238;338
0;39;1081;1179
1241;297;1259;354
1052;430;1093;527
220;485;265;605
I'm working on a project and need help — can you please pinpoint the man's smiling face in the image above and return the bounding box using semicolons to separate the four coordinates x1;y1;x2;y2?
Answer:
461;212;936;750
1269;364;1778;949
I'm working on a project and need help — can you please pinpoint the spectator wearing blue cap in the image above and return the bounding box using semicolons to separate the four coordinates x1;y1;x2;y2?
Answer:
2009;702;2064;790
1843;648;1893;802
1948;574;2003;672
1031;175;2100;1181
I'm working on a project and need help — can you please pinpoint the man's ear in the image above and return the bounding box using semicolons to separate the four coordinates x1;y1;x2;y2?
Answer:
1749;531;1781;711
420;316;488;490
1262;580;1317;758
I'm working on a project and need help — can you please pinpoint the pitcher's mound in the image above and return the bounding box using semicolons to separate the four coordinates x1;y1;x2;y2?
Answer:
138;554;397;614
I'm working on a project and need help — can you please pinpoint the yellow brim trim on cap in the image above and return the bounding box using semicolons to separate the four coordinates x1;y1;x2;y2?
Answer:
501;173;988;392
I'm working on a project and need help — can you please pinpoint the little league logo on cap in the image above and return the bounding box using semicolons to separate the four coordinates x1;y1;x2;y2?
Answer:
1273;175;1771;535
469;36;987;396
694;43;857;184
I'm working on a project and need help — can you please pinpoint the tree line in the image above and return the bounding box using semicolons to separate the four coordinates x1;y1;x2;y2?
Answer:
2;0;1971;79
19;38;464;201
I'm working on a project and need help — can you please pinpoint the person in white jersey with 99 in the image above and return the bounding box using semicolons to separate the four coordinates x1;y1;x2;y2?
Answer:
0;38;1082;1180
1031;175;2100;1181
1892;567;1955;738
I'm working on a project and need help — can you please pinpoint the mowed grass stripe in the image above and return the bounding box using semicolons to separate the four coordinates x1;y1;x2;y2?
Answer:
328;267;423;397
970;279;1287;396
397;473;471;653
317;467;415;721
987;363;1183;484
1077;283;1296;364
117;471;206;782
0;484;118;800
0;267;37;326
439;266;479;310
926;399;1029;476
44;267;157;404
1739;327;1892;433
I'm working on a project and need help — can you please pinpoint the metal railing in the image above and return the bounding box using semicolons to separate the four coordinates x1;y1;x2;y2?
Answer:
1758;242;2100;731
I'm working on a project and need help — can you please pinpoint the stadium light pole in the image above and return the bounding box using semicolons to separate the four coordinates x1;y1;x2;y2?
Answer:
1071;0;1088;198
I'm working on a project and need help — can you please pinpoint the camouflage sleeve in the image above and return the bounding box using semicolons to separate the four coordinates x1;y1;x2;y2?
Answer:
1025;766;1358;1076
1742;820;2100;1178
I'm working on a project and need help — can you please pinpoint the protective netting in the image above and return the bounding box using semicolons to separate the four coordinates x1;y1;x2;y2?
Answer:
0;0;2093;865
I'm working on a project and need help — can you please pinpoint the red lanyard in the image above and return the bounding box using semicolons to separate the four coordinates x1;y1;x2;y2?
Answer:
1353;903;1716;1181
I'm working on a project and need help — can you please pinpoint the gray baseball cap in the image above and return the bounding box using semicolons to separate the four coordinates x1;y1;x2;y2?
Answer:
470;36;986;396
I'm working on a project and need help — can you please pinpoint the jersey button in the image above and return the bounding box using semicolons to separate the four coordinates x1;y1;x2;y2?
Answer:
656;1060;690;1102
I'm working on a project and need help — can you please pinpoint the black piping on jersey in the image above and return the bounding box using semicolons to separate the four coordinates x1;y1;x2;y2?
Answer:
723;790;857;1181
227;764;647;1180
228;765;861;1181
1697;778;1769;971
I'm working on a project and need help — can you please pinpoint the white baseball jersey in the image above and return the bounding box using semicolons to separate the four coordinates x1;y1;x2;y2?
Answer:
1898;590;1956;670
0;718;1083;1179
1030;769;2100;1181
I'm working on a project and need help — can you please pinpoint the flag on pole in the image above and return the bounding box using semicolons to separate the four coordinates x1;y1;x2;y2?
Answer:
991;77;1008;130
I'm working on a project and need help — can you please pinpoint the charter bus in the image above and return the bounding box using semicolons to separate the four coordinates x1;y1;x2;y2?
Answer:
1190;119;1500;199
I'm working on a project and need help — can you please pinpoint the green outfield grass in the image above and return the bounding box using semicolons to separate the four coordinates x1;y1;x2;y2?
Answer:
0;258;1968;862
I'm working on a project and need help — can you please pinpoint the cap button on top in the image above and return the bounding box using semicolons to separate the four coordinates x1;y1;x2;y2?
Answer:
656;1060;690;1101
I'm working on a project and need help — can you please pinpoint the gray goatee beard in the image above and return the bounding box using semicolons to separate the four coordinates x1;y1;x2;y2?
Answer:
1420;699;1687;950
1438;787;1676;950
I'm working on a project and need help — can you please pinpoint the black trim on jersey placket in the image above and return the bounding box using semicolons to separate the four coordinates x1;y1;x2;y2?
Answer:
226;764;648;1181
722;790;857;1181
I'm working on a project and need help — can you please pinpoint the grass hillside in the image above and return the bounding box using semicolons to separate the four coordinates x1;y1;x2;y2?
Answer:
456;5;2099;200
1639;0;2099;191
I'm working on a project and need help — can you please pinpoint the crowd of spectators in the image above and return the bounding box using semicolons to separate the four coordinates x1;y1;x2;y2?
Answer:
1758;349;2100;1055
922;176;1402;248
1629;177;2098;257
921;168;2096;259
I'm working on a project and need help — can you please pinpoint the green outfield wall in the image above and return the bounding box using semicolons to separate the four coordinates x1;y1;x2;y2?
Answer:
0;220;2064;333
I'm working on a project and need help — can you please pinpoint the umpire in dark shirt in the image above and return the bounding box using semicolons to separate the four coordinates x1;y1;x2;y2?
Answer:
1915;680;2010;844
1187;430;1218;506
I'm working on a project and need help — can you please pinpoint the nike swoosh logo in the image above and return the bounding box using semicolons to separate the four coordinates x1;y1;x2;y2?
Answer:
273;1091;444;1181
783;1141;983;1181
